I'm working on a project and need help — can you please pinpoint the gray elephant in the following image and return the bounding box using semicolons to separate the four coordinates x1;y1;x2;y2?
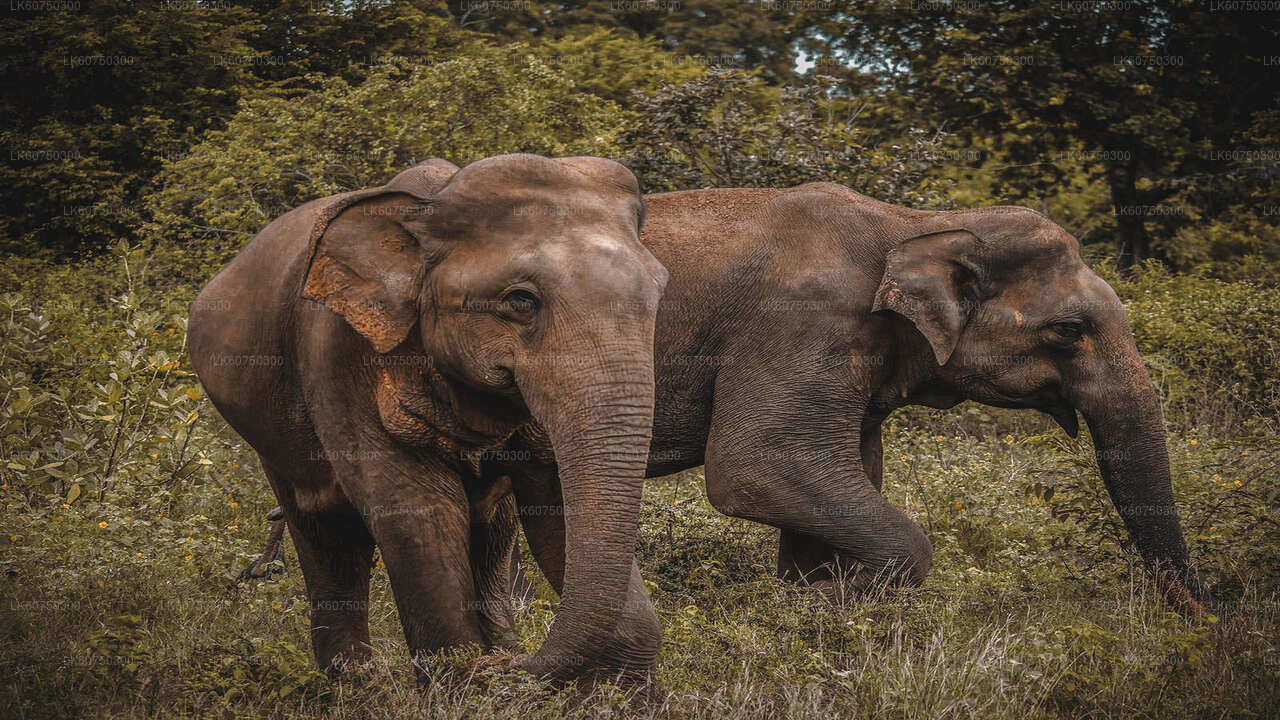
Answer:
488;181;1208;616
189;154;669;683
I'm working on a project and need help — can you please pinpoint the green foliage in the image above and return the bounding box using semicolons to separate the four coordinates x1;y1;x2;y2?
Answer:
143;43;626;276
802;2;1280;272
444;0;804;83
535;29;705;104
0;0;261;257
0;246;220;502
1104;263;1280;424
619;71;952;206
182;639;328;708
0;0;477;259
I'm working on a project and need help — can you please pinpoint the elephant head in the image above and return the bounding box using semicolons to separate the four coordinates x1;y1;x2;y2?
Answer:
874;207;1210;616
300;154;668;670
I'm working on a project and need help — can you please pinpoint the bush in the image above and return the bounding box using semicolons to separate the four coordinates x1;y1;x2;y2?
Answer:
142;43;631;281
1101;262;1280;425
618;70;952;206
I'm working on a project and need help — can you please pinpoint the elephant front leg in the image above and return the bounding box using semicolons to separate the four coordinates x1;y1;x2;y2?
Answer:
348;458;490;675
259;461;376;674
777;414;886;595
706;362;931;595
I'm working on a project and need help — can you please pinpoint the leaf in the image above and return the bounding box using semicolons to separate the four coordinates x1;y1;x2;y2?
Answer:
67;484;82;505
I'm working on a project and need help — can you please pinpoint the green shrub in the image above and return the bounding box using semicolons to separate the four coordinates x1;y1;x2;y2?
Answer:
1101;262;1280;425
142;43;631;282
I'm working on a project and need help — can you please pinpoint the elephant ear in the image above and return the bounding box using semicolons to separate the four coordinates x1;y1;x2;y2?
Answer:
872;228;987;366
302;163;457;352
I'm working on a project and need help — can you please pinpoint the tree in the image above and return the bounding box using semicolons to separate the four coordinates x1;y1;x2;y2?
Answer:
143;43;632;278
0;0;259;256
443;0;805;82
0;0;474;258
800;1;1280;273
618;70;951;206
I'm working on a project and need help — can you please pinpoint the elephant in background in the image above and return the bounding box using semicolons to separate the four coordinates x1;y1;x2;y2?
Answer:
189;154;669;683
602;183;1210;615
474;182;1208;616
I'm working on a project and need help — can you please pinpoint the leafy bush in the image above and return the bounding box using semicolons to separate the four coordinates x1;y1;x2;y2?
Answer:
143;43;631;279
1103;262;1280;425
618;71;953;207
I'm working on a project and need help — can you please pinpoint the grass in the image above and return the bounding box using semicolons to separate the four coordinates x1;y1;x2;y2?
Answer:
3;407;1277;720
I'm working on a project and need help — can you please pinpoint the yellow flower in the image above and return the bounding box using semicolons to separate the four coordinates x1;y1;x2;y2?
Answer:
1233;480;1242;487
954;503;963;509
230;501;239;508
8;535;17;542
230;524;239;530
375;560;384;567
1189;439;1198;446
184;554;193;562
63;503;70;509
98;521;108;529
136;552;144;558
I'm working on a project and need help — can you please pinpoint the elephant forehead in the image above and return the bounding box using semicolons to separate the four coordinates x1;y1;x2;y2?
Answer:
444;155;638;209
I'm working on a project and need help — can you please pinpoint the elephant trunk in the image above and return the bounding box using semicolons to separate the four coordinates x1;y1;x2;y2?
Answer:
517;344;659;678
1080;380;1211;617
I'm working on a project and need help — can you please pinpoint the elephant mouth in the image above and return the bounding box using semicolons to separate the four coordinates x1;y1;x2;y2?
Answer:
959;378;1080;437
1039;399;1080;437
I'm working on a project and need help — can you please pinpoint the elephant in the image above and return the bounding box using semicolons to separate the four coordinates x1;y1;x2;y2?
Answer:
188;154;670;684
238;175;1211;680
484;181;1210;616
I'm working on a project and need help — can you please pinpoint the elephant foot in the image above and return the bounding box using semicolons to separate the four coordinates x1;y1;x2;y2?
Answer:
791;567;909;607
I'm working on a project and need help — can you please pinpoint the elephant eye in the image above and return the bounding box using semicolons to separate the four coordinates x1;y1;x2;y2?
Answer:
1050;320;1086;342
499;288;541;319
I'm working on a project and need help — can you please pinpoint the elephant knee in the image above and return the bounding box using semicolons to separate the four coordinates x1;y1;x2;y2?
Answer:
891;524;933;587
704;479;744;519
